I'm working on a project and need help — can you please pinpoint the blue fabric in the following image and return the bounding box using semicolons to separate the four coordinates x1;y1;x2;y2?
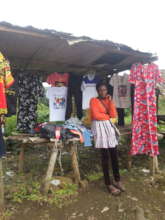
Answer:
83;75;100;84
82;129;92;147
64;123;92;147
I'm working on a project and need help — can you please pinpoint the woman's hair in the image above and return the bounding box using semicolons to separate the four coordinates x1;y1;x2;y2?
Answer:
96;81;108;92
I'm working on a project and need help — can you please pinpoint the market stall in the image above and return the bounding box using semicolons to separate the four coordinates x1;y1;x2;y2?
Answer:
0;22;163;206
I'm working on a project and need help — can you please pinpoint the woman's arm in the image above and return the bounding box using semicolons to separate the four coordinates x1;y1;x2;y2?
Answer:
108;99;118;118
90;99;110;121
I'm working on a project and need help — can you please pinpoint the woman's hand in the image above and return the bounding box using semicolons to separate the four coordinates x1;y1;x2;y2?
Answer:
106;95;111;100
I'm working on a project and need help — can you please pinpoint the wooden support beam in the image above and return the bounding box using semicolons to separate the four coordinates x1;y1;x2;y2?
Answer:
44;140;59;194
70;142;81;184
150;156;159;176
18;144;25;173
0;159;4;210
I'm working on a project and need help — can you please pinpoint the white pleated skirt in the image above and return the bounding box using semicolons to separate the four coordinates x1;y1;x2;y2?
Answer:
91;120;118;149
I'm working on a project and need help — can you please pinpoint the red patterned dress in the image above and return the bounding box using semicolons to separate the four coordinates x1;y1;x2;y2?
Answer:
129;63;163;157
0;52;14;115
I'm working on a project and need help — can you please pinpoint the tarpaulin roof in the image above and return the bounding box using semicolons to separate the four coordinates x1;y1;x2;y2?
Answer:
0;22;157;75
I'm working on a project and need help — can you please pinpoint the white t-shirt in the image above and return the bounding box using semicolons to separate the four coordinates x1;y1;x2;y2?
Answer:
81;74;99;110
110;74;131;108
46;87;68;121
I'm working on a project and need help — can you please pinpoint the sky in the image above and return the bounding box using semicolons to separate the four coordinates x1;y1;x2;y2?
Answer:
0;0;165;68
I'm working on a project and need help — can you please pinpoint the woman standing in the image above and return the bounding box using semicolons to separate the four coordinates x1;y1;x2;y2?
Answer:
90;82;125;195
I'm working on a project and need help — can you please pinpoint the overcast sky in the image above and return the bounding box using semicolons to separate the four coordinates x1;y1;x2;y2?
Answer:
0;0;164;68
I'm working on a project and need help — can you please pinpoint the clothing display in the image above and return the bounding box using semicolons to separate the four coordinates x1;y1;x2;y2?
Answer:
64;118;92;147
81;73;100;110
101;148;120;185
46;72;69;86
129;63;163;156
66;74;83;120
17;72;44;132
110;74;131;108
6;75;18;117
0;52;14;115
46;87;68;122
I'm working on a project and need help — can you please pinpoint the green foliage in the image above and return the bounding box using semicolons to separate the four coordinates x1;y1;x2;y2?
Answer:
37;102;49;123
5;115;17;136
86;172;103;182
158;96;165;115
10;180;78;207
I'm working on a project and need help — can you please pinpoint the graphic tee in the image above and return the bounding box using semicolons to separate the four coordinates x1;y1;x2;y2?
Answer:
110;74;131;108
46;87;68;121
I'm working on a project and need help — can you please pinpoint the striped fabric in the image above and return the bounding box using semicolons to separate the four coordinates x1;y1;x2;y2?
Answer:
91;120;118;149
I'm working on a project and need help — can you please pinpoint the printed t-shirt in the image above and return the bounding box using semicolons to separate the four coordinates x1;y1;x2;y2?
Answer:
46;87;68;121
110;74;131;108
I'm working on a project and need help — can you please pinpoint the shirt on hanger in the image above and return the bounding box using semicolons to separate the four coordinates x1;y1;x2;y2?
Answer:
81;73;100;110
110;74;131;108
46;87;68;122
46;72;69;86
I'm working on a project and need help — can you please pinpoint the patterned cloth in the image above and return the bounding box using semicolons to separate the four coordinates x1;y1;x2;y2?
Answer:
91;120;118;149
17;72;44;132
0;52;14;114
129;63;163;156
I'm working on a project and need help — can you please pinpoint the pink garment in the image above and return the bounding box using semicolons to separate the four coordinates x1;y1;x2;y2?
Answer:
129;63;163;157
46;72;69;86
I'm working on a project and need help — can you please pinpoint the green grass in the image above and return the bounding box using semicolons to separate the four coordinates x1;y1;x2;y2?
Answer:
158;96;165;115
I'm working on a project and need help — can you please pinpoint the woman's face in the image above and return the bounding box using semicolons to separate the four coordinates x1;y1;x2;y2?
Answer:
98;85;108;98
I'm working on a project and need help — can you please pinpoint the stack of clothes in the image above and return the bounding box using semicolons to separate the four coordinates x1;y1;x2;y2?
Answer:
34;118;93;147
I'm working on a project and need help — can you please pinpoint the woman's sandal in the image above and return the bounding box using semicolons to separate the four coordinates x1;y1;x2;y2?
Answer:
113;181;125;192
107;185;121;196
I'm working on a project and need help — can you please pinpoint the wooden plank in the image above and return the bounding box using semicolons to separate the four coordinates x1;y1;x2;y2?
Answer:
18;144;25;173
0;159;4;210
43;140;59;194
70;142;81;184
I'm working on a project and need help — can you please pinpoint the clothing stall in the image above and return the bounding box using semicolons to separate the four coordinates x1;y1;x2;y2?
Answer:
0;22;163;201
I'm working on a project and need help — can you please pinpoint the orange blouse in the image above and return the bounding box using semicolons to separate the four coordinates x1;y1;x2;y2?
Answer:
90;97;117;121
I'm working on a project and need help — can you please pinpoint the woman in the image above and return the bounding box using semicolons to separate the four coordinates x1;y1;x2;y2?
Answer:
90;82;125;195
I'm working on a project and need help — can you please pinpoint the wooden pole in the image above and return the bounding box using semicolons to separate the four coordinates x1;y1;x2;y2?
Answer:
150;156;159;176
44;141;59;194
0;159;4;210
70;142;81;184
18;144;25;173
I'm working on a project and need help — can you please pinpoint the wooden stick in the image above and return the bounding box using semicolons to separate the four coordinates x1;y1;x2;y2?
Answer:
18;144;25;173
44;140;59;194
70;142;81;184
0;159;4;210
150;156;159;176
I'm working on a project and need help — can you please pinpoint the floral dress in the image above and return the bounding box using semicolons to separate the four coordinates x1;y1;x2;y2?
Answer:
129;63;163;157
17;72;44;132
0;52;14;114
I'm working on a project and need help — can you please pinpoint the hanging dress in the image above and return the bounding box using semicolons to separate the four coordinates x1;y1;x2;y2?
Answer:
129;63;163;157
0;52;14;114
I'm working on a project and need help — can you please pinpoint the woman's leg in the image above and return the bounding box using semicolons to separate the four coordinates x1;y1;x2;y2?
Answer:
109;147;120;182
100;148;112;185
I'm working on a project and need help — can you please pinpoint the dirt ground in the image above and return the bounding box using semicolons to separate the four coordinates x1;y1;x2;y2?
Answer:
2;139;165;220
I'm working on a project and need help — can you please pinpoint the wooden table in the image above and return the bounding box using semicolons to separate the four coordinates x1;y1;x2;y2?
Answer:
5;135;81;193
